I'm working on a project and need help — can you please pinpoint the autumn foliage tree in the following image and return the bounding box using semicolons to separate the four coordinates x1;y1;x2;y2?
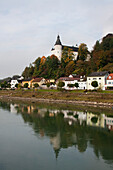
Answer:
21;33;113;80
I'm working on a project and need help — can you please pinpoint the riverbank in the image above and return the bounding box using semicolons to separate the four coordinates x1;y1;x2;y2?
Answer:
0;89;113;108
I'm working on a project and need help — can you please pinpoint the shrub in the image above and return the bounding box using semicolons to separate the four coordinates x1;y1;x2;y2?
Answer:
57;81;65;88
91;81;98;88
24;83;28;88
75;82;79;88
46;82;50;88
33;83;39;88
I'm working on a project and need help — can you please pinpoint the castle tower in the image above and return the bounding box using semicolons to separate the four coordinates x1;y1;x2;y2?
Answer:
51;35;62;61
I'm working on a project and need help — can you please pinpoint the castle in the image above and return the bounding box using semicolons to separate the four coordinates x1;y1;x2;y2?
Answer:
51;35;79;61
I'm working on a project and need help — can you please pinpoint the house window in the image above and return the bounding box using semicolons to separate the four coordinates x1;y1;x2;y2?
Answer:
99;78;101;80
93;78;96;80
89;78;90;80
108;82;111;84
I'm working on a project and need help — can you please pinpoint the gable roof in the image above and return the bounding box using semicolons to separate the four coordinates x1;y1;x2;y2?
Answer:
107;73;113;80
32;78;44;83
62;45;78;52
88;71;108;77
58;77;80;81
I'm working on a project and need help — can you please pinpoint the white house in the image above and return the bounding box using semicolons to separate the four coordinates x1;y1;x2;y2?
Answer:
51;35;78;61
78;81;87;90
11;80;19;89
87;71;109;90
106;73;113;89
57;75;86;90
10;76;24;89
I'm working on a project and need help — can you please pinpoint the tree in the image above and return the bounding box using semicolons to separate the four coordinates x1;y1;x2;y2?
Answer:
1;81;7;89
93;40;101;52
75;83;79;89
46;82;50;88
1;83;5;89
33;57;41;76
7;83;11;88
65;61;75;76
57;81;65;90
22;65;34;79
33;83;39;88
18;84;22;89
24;83;28;88
15;84;18;88
78;43;88;61
62;47;74;64
91;81;98;89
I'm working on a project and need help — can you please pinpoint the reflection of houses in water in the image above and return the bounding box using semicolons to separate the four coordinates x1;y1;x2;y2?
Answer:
87;112;105;128
62;110;86;125
49;109;86;125
10;103;113;132
63;111;77;125
77;112;87;125
105;117;113;131
10;104;18;113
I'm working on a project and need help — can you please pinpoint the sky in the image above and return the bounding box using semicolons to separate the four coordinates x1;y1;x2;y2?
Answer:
0;0;113;79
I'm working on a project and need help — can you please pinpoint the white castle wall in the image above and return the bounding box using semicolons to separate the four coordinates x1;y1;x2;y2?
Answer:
51;45;62;61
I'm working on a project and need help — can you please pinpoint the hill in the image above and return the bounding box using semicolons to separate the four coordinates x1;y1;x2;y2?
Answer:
21;33;113;79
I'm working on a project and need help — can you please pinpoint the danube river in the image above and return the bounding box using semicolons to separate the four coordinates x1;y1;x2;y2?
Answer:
0;101;113;170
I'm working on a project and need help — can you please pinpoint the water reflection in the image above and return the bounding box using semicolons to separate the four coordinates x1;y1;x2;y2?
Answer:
0;101;113;162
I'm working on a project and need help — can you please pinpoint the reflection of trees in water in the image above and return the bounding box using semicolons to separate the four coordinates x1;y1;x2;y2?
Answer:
0;101;113;162
88;127;113;162
16;105;113;161
0;101;10;111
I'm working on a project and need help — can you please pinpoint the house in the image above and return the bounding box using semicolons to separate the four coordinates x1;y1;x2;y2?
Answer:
57;75;86;90
46;79;55;84
87;71;109;90
11;79;19;89
106;73;113;89
22;78;34;88
51;35;78;61
32;78;46;88
86;112;105;128
105;116;113;131
10;76;23;89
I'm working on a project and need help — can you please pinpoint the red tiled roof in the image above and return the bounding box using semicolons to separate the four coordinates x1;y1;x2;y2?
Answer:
32;78;44;82
59;77;80;81
107;74;113;80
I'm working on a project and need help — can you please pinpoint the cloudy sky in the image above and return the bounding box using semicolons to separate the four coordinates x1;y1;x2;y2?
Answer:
0;0;113;79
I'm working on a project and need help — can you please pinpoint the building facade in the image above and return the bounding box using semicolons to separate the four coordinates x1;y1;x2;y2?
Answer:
87;71;109;90
51;35;78;61
106;73;113;89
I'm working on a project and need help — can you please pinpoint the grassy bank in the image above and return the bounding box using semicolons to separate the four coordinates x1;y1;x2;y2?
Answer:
0;89;113;105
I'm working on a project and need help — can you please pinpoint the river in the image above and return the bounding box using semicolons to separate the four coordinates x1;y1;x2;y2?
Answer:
0;101;113;170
